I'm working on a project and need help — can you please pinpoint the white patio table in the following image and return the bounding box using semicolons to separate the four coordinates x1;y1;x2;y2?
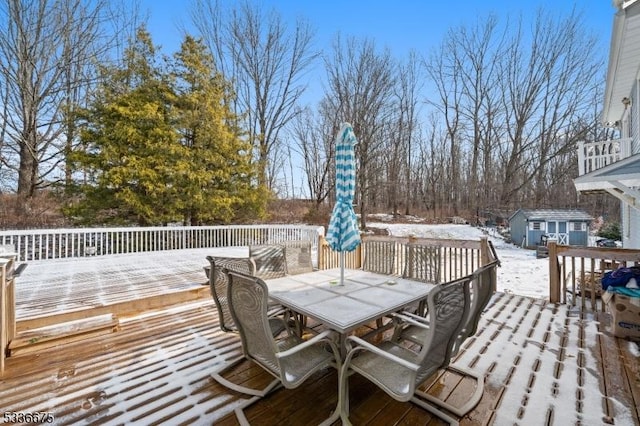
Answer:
265;268;436;354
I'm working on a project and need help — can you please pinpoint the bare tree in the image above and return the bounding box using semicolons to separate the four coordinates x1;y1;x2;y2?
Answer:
424;36;465;216
190;0;317;190
290;107;334;205
62;0;143;186
394;51;422;216
323;35;396;230
453;16;503;212
0;0;138;213
414;114;449;217
422;8;602;217
498;8;602;208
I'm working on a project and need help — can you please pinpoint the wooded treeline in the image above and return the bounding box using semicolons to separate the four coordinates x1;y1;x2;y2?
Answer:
0;0;618;227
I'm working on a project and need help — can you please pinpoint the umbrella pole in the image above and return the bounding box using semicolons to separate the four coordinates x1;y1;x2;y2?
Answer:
340;252;345;285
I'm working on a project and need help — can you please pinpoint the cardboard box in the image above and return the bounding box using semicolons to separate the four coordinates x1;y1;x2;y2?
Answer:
603;291;640;339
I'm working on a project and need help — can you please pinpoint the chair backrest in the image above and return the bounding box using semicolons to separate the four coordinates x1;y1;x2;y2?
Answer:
249;245;287;279
206;256;256;333
446;260;498;357
362;239;396;275
464;261;498;335
226;270;281;376
281;240;313;275
415;275;471;384
403;243;441;284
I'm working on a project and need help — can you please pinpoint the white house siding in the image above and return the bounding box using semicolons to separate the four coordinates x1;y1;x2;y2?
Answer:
621;79;640;250
633;78;640;153
622;205;640;248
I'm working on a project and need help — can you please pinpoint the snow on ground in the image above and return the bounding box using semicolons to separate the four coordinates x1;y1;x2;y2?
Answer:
367;222;550;299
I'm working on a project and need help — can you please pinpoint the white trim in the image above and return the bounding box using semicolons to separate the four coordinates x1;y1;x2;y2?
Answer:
574;153;640;191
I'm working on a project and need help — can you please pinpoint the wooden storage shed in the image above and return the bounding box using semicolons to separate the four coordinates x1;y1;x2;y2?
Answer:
508;209;593;248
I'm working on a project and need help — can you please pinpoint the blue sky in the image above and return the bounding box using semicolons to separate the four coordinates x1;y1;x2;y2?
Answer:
141;0;616;59
140;0;616;108
138;1;618;196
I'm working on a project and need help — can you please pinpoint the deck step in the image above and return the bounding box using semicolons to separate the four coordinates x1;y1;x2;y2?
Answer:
536;245;549;258
8;314;119;356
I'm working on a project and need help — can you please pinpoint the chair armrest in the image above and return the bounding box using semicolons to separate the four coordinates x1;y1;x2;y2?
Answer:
345;335;419;372
389;312;431;330
392;310;428;322
276;330;339;359
267;302;287;317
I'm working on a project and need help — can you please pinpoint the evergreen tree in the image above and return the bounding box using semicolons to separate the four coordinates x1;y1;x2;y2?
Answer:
68;28;182;225
67;30;266;225
171;36;265;225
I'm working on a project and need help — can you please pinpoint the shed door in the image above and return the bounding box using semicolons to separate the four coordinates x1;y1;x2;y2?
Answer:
558;222;567;233
548;221;569;244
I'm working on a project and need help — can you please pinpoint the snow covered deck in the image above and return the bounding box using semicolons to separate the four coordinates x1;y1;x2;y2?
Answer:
12;248;243;327
1;250;639;425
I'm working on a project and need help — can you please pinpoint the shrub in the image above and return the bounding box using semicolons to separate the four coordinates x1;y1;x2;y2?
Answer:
597;222;621;241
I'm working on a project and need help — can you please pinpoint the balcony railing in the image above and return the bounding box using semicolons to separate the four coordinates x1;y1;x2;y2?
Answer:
577;137;632;176
0;225;323;262
318;234;496;285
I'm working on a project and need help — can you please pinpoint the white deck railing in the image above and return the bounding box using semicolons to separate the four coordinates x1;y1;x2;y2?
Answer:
577;138;632;176
0;225;323;262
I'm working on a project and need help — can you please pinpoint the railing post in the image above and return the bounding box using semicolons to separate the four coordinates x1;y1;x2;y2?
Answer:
317;235;326;270
479;236;490;266
356;234;364;268
548;241;561;303
577;141;585;175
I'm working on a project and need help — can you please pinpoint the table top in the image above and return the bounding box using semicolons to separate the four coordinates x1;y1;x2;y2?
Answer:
266;268;435;334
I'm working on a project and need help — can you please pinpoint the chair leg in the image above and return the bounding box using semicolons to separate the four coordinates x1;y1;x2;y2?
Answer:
232;377;341;426
233;378;282;425
335;362;356;425
317;405;342;426
211;355;275;397
413;365;484;418
409;394;460;426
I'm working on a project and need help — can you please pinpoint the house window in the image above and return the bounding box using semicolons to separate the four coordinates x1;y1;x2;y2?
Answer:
530;222;544;231
571;222;585;231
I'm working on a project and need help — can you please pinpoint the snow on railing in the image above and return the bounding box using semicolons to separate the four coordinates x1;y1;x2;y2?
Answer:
577;138;632;176
0;225;323;262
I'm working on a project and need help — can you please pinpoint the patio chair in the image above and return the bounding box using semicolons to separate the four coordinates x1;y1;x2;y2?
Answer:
281;240;314;275
207;256;288;396
403;243;442;284
393;260;499;351
278;240;314;332
402;242;442;315
337;275;471;425
362;239;397;275
249;244;287;279
389;260;500;417
225;270;342;425
361;238;398;327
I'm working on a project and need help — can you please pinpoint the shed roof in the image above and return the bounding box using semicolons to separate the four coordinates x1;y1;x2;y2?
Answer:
509;209;593;222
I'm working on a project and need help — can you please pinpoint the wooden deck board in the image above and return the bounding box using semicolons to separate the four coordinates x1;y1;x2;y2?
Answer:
13;248;227;322
0;293;638;425
2;252;639;425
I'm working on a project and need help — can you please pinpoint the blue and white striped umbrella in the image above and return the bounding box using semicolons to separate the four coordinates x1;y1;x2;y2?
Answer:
326;123;361;268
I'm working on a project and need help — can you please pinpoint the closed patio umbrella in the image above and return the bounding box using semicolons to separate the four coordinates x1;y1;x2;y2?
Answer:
326;123;361;285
